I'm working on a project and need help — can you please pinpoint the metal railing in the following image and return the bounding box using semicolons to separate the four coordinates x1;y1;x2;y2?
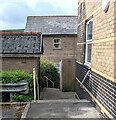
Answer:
0;80;29;94
44;76;54;88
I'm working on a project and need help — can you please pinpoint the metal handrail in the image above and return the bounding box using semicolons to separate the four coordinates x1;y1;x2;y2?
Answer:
44;76;54;88
0;80;29;94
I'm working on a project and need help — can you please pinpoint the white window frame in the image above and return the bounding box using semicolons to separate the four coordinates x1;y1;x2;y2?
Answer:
53;38;61;49
54;63;61;73
85;18;93;67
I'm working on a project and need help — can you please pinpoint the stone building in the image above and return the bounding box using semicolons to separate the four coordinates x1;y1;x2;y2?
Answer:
0;32;43;75
25;16;77;64
76;0;116;118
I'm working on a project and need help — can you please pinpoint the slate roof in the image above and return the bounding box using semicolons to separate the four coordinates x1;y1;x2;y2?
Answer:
25;16;77;35
0;32;43;54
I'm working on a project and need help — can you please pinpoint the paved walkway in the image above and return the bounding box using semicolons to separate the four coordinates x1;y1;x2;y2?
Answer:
25;88;102;118
26;99;102;118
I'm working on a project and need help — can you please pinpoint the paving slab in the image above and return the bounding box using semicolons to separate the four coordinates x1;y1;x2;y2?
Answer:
26;99;102;118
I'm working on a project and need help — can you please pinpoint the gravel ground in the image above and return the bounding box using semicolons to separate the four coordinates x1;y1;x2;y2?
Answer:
1;104;26;119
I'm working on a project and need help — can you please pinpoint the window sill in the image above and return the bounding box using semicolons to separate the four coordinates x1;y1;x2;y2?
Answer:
53;48;62;50
84;62;91;69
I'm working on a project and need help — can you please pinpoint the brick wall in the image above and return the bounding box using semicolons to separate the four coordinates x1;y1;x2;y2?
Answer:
91;1;115;79
77;0;116;118
77;0;115;79
1;57;39;74
42;35;77;63
0;32;42;75
114;1;116;79
76;62;116;118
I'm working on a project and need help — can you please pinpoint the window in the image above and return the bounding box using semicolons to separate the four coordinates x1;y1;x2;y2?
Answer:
53;38;61;49
55;63;60;73
85;18;93;66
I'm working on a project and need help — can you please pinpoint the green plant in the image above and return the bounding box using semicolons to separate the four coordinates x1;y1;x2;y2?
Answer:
0;70;33;102
40;59;59;88
12;94;33;102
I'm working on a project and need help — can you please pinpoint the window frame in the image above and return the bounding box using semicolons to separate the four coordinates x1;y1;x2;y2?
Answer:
85;18;93;67
53;38;61;49
54;63;60;73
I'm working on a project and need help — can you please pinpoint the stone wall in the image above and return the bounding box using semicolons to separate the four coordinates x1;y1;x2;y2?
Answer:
42;35;77;63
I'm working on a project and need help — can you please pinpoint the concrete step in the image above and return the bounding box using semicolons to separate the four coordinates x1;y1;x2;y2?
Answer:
37;99;90;103
25;88;102;118
25;99;102;118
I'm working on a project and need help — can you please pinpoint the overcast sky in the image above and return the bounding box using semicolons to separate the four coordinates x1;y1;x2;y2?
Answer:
0;0;77;30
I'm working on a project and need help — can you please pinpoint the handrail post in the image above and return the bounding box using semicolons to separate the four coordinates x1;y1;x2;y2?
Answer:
53;83;54;88
44;76;54;88
47;78;48;88
33;68;36;102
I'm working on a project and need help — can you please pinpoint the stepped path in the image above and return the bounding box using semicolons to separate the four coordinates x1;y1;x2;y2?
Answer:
40;88;75;100
25;88;102;118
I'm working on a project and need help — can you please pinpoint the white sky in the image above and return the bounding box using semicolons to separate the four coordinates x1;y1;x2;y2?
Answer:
0;0;78;30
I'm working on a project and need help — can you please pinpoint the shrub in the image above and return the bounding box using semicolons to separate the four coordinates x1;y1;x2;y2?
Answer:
0;70;33;102
12;94;33;102
40;59;59;88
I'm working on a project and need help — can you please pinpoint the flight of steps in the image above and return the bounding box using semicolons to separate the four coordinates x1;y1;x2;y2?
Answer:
25;88;102;119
